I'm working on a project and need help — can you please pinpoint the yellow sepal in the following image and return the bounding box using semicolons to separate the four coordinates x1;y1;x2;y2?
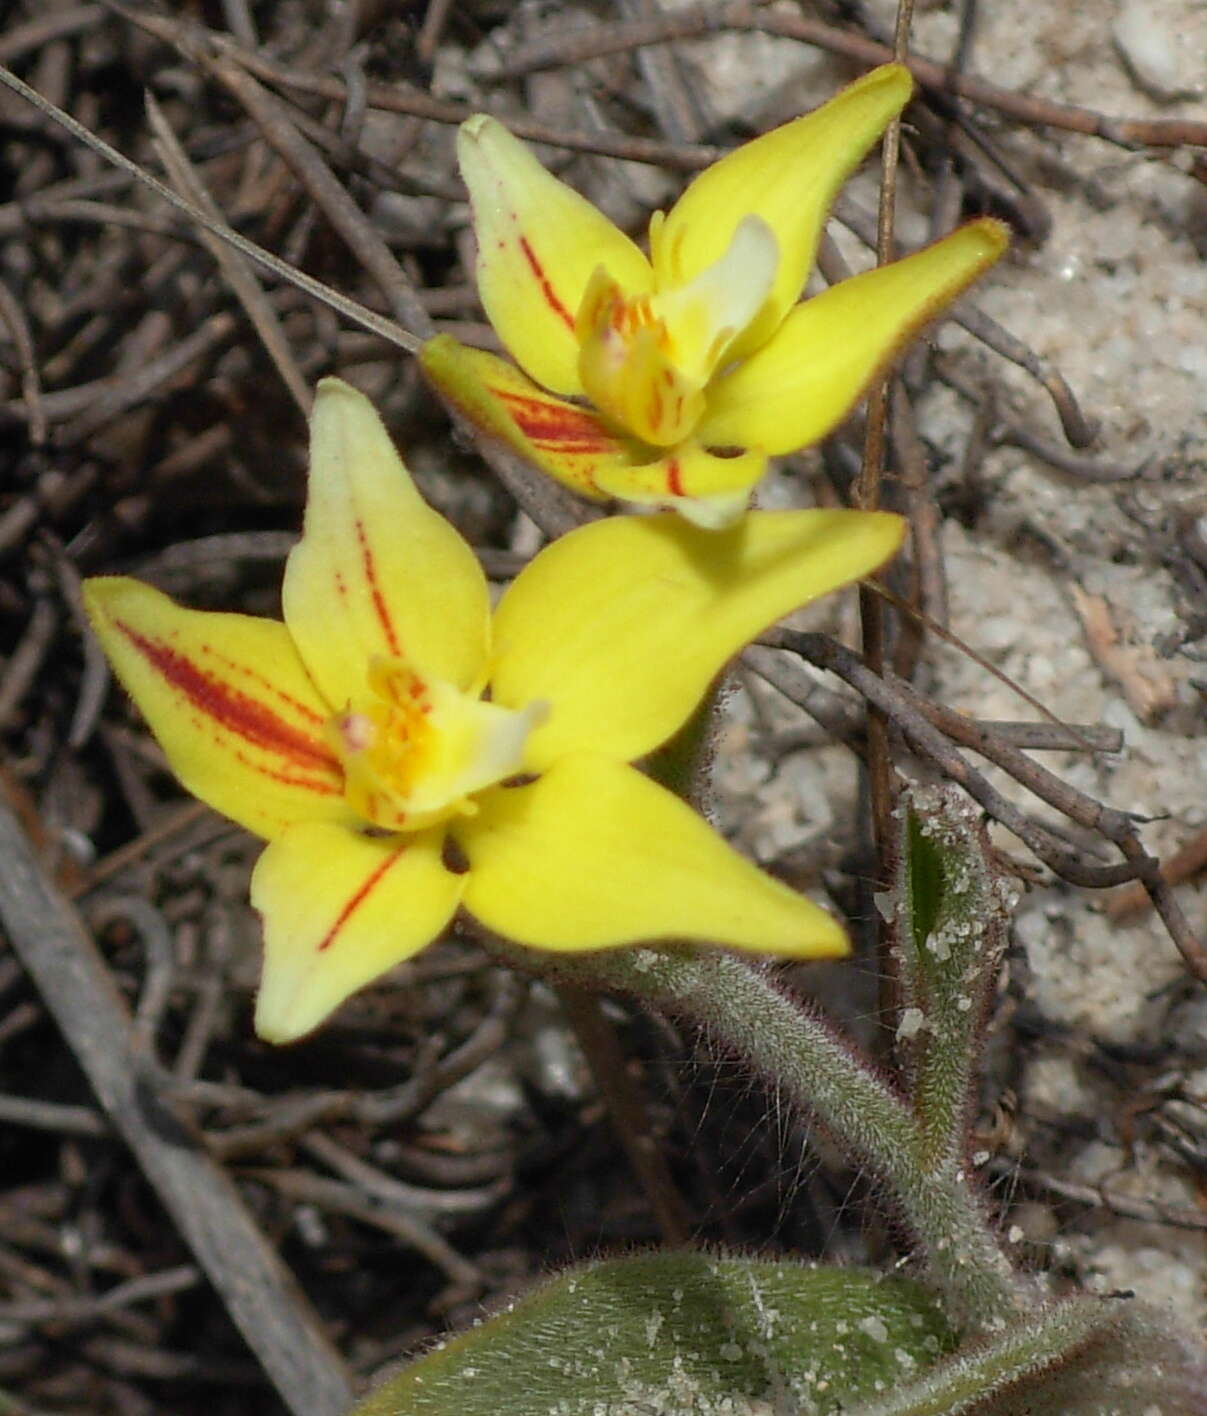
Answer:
458;114;653;396
82;576;349;841
252;823;462;1042
457;754;848;957
283;379;491;704
652;64;914;361
421;335;633;500
490;508;905;769
699;220;1009;454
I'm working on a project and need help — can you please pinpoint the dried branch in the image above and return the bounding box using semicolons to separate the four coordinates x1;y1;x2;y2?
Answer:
0;804;355;1416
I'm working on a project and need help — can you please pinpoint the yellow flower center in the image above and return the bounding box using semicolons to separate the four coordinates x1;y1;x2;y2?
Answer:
327;656;545;833
575;215;779;448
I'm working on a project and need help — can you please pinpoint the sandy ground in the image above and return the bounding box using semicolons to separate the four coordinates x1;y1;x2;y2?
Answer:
689;0;1207;1331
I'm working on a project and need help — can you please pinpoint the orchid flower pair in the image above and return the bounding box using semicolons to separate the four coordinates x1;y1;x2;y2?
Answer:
423;63;1006;528
83;66;1005;1044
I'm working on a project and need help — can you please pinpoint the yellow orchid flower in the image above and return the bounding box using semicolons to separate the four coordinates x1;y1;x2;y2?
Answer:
83;380;903;1044
422;64;1007;529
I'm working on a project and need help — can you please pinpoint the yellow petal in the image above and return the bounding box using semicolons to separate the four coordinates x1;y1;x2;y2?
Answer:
458;114;653;396
593;443;766;529
82;577;348;840
490;508;904;768
252;823;462;1043
653;214;779;384
698;220;1008;455
283;378;491;704
421;335;632;500
652;64;914;360
457;754;847;957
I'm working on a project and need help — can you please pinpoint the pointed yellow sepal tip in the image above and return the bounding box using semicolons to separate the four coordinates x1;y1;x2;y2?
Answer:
698;216;1010;456
456;755;851;962
959;215;1010;263
851;60;914;105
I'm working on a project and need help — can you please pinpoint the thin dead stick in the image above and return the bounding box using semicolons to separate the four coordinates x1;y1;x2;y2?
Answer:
0;805;355;1416
1107;827;1207;922
70;800;211;897
0;61;421;355
834;197;1096;450
244;1165;483;1292
618;0;706;145
934;354;1145;481
55;312;240;445
144;91;311;418
0;278;47;444
960;721;1121;753
769;631;1207;983
0;5;104;65
866;576;1109;756
744;649;1121;756
1015;1167;1207;1233
894;677;1140;844
889;382;947;674
769;630;1140;886
200;54;434;343
0;196;208;246
0;1265;200;1329
492;3;1207;151
0;1092;108;1138
856;0;914;1025
183;21;723;170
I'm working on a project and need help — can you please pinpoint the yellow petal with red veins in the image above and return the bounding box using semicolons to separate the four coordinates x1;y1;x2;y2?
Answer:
490;508;904;770
698;219;1008;455
652;63;914;362
575;267;705;448
593;443;766;529
252;823;462;1043
457;754;847;957
421;335;632;500
458;114;653;396
82;577;348;841
283;378;491;705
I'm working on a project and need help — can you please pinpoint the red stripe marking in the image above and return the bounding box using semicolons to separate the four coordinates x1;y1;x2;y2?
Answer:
214;652;326;726
496;390;617;454
354;518;401;656
232;750;339;796
316;847;403;952
518;236;574;331
116;621;338;777
528;440;609;455
666;459;684;497
647;383;664;435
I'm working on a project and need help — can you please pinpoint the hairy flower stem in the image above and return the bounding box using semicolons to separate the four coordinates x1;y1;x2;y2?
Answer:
849;1298;1108;1416
511;942;1026;1329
